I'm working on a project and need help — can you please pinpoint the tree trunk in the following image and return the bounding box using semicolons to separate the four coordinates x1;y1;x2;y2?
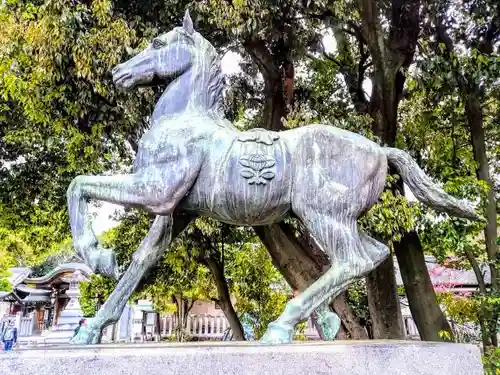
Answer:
205;255;245;341
337;323;349;339
331;292;369;339
365;256;405;338
354;0;452;340
363;92;406;339
243;39;285;133
262;78;286;132
394;231;454;341
465;93;499;349
155;312;161;341
172;294;195;342
464;247;491;349
172;295;183;341
255;224;323;286
182;298;194;340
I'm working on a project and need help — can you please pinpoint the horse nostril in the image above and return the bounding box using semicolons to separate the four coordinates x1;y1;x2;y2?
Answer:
111;65;120;76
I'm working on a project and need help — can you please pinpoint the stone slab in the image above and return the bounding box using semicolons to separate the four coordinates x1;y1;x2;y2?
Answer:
0;340;483;375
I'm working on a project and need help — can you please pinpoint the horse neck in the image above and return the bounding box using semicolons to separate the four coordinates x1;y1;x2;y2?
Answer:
151;66;225;126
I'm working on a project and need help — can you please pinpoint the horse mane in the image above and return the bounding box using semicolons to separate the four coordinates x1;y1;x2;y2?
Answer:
192;32;226;118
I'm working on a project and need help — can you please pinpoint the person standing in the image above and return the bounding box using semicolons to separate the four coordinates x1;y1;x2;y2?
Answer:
2;320;17;352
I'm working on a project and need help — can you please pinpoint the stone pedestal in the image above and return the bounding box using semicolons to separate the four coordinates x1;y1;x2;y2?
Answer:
0;341;483;375
43;270;87;344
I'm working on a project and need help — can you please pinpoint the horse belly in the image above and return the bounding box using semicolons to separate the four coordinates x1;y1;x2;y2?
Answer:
196;138;292;225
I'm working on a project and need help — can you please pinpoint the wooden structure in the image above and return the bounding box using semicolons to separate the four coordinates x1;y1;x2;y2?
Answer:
0;263;92;337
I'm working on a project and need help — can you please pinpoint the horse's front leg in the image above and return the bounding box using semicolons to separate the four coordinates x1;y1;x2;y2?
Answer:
66;166;198;278
71;214;193;344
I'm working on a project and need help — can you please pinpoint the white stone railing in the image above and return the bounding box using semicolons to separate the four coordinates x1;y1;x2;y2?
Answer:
8;311;319;341
12;311;320;342
19;313;35;337
159;314;321;340
402;315;420;339
160;314;229;340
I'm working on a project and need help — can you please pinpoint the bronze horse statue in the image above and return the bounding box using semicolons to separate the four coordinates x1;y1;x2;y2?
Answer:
68;11;481;344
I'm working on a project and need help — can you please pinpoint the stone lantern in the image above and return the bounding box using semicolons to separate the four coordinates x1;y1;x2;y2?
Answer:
44;270;88;343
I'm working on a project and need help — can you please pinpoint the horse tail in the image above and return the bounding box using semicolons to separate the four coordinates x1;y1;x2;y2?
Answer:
383;147;482;221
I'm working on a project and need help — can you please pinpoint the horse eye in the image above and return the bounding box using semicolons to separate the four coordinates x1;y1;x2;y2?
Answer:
152;39;165;49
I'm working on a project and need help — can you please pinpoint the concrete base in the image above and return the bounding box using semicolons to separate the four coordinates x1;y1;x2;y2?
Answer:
0;341;483;375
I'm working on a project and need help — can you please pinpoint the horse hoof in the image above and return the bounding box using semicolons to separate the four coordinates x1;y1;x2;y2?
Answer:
315;310;341;340
94;247;121;280
69;326;100;345
260;322;293;344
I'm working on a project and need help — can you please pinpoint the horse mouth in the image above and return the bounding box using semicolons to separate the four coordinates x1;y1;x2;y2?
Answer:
112;70;134;89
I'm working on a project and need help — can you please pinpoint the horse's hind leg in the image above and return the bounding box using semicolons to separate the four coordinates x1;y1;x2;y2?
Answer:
71;214;193;344
260;217;365;343
261;214;388;344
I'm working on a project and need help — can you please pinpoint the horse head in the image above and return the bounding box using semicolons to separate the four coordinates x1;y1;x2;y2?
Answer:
112;10;218;92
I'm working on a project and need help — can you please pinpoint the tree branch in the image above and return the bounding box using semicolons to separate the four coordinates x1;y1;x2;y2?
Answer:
478;6;500;54
464;247;488;295
357;41;370;105
243;38;280;81
357;0;381;52
434;14;455;53
330;24;370;114
322;52;342;67
388;0;421;67
347;21;368;46
187;299;195;313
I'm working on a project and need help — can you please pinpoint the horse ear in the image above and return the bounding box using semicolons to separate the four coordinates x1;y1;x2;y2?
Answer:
183;9;194;35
